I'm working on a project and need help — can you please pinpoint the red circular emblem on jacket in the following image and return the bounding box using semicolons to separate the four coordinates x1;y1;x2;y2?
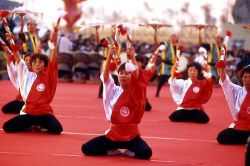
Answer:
36;83;45;92
120;107;130;117
247;107;250;114
193;86;200;93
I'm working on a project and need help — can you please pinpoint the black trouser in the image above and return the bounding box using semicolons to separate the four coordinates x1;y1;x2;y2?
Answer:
156;75;170;97
246;137;250;166
82;135;152;160
169;109;210;124
217;128;250;144
74;67;89;80
58;70;72;81
3;114;63;135
2;100;25;114
145;98;152;111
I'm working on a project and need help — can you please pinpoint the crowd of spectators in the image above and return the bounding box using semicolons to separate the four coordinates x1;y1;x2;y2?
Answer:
0;22;250;85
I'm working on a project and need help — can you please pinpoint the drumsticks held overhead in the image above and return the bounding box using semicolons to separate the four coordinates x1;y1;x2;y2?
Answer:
150;44;165;63
0;10;22;52
173;44;185;78
109;24;120;71
48;17;61;50
0;37;15;62
220;30;232;61
108;24;133;72
215;30;233;69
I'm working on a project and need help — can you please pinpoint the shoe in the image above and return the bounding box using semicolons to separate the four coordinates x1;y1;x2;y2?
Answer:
122;150;135;157
246;136;250;166
107;149;122;156
26;125;47;132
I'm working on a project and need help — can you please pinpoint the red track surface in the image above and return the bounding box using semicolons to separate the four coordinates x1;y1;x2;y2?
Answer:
0;80;245;166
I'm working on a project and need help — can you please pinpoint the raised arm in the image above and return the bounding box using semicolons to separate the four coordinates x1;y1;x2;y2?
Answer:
48;18;60;64
19;16;24;34
147;53;157;72
103;46;118;82
18;16;27;44
95;26;100;45
4;32;21;63
0;38;12;65
216;65;226;82
126;47;139;77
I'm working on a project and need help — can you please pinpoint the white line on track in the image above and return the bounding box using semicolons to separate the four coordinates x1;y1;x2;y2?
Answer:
57;115;105;120
61;131;216;143
52;104;102;109
0;151;178;163
56;115;160;122
0;129;216;143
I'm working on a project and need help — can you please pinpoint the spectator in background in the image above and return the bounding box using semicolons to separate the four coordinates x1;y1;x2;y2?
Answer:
0;17;16;80
57;33;73;81
58;33;73;53
155;34;179;97
201;35;225;83
19;16;40;54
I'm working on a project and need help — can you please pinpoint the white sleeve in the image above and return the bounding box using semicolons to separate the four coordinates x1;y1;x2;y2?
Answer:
17;59;36;101
219;75;242;120
168;77;185;104
100;73;116;121
7;62;19;90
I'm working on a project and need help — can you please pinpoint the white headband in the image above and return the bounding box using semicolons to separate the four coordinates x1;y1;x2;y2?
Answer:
125;62;137;72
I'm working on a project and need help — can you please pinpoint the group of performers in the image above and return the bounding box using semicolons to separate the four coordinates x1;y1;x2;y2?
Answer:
0;13;250;162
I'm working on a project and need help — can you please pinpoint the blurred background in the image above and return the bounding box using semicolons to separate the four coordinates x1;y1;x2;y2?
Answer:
0;0;250;83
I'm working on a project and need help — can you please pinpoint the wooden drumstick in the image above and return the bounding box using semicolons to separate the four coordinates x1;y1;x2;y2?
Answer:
220;30;232;61
175;44;184;74
0;10;15;45
0;10;22;52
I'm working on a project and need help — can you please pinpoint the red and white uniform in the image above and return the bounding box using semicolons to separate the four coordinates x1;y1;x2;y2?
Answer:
219;75;250;130
168;77;213;110
7;62;23;101
101;70;148;141
17;59;58;116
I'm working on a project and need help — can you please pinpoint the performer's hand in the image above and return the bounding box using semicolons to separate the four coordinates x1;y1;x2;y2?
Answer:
111;24;116;41
108;45;118;58
20;17;24;28
36;40;42;53
150;53;157;64
49;29;58;45
126;47;135;59
203;64;209;72
216;67;226;82
171;63;179;78
95;25;100;31
5;32;14;43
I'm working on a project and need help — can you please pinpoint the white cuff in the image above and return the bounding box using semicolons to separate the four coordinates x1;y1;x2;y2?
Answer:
48;41;55;50
145;63;154;70
203;71;212;79
125;62;137;72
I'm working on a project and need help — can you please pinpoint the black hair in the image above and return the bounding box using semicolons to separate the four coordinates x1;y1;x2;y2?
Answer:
30;53;49;67
159;42;165;46
241;65;250;79
100;38;109;47
135;55;145;64
216;36;224;42
23;52;32;59
117;62;126;74
170;34;179;43
187;62;204;80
